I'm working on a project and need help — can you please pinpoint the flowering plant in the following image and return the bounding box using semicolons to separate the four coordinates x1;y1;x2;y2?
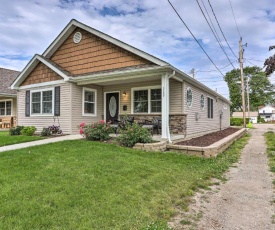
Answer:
79;120;113;141
40;125;63;136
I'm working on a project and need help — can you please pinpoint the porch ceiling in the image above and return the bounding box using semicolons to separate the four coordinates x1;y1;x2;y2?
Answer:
81;74;162;86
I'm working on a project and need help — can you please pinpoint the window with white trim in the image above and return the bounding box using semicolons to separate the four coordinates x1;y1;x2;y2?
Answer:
207;97;214;119
0;100;12;116
186;87;193;108
31;89;53;115
83;88;97;116
132;87;161;113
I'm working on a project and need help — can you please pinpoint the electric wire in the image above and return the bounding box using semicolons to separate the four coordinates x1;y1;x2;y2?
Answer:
207;0;238;59
196;0;236;69
167;0;225;77
228;0;241;38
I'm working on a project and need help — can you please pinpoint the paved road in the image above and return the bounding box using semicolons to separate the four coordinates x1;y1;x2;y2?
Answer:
196;124;275;229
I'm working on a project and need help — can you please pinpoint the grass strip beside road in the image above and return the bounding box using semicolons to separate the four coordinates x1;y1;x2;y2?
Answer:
0;134;250;229
0;131;43;147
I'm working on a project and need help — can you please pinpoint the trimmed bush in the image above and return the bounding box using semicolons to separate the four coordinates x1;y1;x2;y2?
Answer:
9;126;24;136
21;126;37;136
80;120;113;141
230;117;249;126
117;122;153;147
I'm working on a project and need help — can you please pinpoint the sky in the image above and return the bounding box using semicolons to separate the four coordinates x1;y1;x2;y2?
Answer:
0;0;275;98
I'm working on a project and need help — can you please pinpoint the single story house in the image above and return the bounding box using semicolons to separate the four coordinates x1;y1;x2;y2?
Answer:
258;105;275;122
11;19;230;140
232;111;258;123
0;67;20;127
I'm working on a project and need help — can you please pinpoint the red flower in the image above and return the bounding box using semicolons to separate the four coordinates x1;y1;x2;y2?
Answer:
80;129;84;135
80;122;85;128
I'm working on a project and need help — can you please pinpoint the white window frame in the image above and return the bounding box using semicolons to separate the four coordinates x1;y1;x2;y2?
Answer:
82;87;97;116
186;87;193;108
30;88;54;116
207;96;214;119
0;99;13;116
131;86;161;114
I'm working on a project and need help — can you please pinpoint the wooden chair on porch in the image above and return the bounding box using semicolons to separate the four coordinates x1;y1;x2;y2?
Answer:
2;117;13;129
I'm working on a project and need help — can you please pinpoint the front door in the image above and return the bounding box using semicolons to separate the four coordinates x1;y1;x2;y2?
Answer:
106;92;119;123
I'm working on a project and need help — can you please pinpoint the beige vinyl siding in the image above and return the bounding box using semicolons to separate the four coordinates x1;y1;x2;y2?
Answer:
17;83;72;134
183;82;230;137
71;83;103;134
169;78;182;113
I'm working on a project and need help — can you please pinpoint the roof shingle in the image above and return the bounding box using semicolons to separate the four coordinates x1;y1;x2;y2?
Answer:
0;67;20;95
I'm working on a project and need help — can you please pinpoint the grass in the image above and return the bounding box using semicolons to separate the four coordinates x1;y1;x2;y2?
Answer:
0;134;250;229
265;131;275;173
0;131;43;147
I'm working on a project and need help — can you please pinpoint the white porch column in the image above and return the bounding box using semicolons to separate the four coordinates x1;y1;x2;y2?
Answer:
161;73;169;139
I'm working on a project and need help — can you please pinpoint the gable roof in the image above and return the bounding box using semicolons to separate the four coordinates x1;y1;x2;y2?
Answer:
11;54;70;89
0;67;20;96
43;19;168;66
10;19;231;105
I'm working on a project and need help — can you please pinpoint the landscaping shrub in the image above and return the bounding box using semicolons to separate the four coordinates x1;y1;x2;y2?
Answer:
21;126;36;136
230;117;249;126
40;125;62;136
80;120;113;141
9;126;24;136
117;122;153;147
258;116;265;123
40;127;51;137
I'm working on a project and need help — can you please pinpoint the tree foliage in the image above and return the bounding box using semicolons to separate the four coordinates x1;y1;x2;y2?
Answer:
264;46;275;76
224;66;275;113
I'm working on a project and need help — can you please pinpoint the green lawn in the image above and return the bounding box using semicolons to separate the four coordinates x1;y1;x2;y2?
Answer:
265;131;275;173
0;135;249;229
0;131;43;147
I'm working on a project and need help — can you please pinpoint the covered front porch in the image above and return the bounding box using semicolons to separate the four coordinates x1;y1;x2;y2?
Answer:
71;66;187;140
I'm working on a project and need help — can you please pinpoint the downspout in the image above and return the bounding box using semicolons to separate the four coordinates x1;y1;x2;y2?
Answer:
166;71;175;143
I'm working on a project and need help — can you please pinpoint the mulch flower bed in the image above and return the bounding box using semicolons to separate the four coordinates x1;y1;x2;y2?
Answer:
176;127;240;147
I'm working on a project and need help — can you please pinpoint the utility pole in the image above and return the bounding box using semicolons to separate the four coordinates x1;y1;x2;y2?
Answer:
191;68;195;78
246;76;250;123
239;38;246;128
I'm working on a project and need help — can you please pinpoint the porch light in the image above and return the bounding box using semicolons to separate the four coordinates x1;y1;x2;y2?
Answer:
123;91;127;97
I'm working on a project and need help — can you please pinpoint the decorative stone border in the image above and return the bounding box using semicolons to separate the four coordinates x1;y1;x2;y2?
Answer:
167;128;247;157
133;141;167;152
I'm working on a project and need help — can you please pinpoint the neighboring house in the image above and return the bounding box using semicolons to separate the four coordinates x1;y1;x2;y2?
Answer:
0;67;20;127
11;19;230;140
232;111;259;123
258;105;275;122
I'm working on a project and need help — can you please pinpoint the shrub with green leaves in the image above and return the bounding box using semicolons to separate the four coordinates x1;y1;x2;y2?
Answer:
82;120;113;141
40;127;51;136
230;117;249;126
9;126;24;136
21;126;37;136
117;122;153;147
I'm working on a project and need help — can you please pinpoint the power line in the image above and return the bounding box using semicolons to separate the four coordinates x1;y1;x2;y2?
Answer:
228;0;241;38
196;61;237;73
195;0;236;69
208;0;238;59
167;0;225;77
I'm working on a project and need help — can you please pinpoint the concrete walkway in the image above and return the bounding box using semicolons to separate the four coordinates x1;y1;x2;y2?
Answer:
195;124;275;229
0;134;84;153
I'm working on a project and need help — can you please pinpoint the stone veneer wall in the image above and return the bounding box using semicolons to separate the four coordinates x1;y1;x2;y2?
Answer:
124;113;187;135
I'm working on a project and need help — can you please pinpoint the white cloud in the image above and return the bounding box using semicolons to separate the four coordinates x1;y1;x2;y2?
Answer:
0;0;275;98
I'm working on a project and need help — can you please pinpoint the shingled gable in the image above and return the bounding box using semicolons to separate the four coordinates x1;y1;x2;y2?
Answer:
11;19;168;89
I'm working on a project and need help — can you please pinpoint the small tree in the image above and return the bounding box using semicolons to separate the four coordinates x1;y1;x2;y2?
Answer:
264;45;275;76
